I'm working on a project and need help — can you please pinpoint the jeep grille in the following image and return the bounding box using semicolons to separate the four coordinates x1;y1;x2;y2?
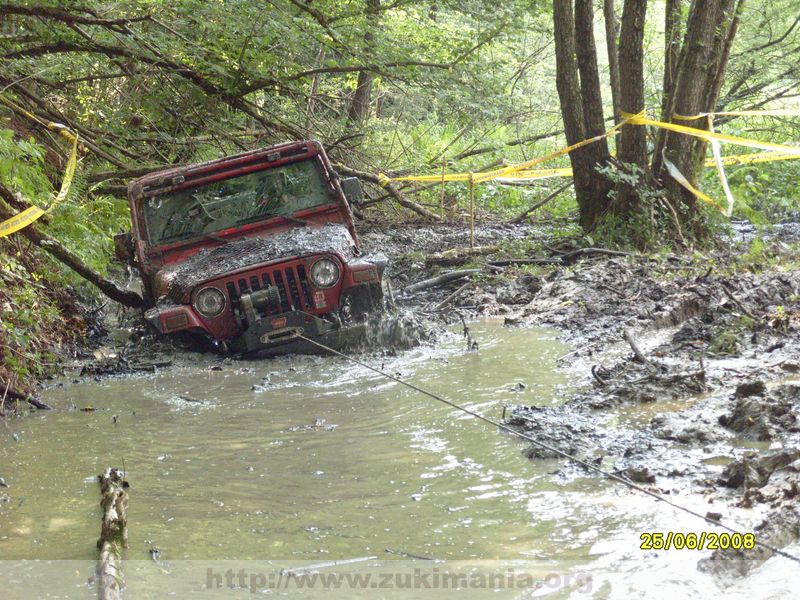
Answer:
225;263;315;316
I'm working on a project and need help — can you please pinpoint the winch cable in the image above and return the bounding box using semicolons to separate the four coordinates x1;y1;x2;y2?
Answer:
298;334;800;565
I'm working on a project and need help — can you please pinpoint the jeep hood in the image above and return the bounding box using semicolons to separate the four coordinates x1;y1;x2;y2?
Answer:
156;223;358;303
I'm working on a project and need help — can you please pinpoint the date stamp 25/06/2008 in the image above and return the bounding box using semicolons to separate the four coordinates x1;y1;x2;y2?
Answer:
639;532;756;551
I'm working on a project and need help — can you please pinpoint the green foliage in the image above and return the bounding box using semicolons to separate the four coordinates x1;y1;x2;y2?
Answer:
720;161;800;224
49;193;130;285
0;129;52;204
0;252;67;388
593;162;676;251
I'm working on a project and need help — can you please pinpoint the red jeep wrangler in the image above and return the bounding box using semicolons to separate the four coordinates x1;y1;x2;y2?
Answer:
115;140;386;355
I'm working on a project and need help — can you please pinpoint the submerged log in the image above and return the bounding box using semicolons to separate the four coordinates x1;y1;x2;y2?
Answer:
1;385;52;410
425;245;499;267
401;269;480;294
96;468;129;600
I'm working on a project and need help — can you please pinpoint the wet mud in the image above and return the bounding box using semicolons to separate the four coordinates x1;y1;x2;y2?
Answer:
368;221;800;574
20;219;800;585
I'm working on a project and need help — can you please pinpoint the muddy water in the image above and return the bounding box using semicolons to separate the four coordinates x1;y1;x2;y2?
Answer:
1;322;797;598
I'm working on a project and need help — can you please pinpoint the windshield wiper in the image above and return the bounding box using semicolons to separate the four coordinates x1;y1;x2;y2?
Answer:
236;213;312;227
279;214;312;227
201;233;231;244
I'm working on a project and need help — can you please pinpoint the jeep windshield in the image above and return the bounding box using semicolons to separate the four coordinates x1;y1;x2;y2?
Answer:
142;159;335;246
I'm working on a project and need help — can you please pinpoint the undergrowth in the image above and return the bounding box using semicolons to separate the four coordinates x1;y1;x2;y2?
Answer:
0;128;124;400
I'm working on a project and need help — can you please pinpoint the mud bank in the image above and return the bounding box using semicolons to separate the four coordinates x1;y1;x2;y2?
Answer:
381;222;800;573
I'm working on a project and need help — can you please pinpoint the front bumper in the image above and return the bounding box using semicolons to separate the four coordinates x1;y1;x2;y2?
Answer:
230;310;366;356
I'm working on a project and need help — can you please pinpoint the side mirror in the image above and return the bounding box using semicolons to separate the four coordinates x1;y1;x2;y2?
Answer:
114;232;134;264
340;177;364;207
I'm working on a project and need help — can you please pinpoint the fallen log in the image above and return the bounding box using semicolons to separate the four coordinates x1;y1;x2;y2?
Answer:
0;191;145;309
6;388;53;410
333;164;443;222
559;247;631;262
87;165;181;183
425;245;499;267
401;269;480;294
97;468;129;600
1;385;53;410
487;258;562;267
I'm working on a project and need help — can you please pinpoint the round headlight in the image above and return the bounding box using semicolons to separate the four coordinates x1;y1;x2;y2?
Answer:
193;287;226;317
310;258;340;288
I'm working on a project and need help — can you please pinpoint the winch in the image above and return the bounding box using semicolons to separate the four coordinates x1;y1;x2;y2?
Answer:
238;286;282;326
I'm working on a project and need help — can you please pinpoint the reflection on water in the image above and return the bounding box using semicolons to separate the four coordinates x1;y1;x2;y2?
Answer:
0;321;797;598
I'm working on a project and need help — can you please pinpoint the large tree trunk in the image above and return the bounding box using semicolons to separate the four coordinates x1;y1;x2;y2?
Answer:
603;0;622;123
347;71;374;124
689;0;745;170
552;0;612;231
616;0;649;210
575;0;609;146
655;0;726;204
706;0;745;113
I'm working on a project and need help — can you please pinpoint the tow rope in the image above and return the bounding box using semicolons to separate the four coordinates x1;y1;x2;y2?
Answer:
298;334;800;565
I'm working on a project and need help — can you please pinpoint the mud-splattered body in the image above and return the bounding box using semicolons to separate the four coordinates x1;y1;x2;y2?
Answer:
117;140;385;354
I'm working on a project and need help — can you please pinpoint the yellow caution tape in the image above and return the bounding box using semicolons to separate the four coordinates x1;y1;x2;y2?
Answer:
0;127;79;238
709;152;800;166
386;115;632;185
0;204;47;238
624;111;800;214
376;107;800;218
504;152;800;181
660;150;722;212
497;167;575;181
674;109;800;120
705;116;735;216
622;112;800;156
472;117;630;184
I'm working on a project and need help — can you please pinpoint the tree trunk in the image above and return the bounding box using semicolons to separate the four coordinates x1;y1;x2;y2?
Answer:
552;0;611;231
706;0;746;113
347;0;380;125
603;0;622;123
615;0;648;213
574;0;614;217
661;0;684;120
658;0;726;209
347;71;374;124
575;0;609;145
689;0;742;175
